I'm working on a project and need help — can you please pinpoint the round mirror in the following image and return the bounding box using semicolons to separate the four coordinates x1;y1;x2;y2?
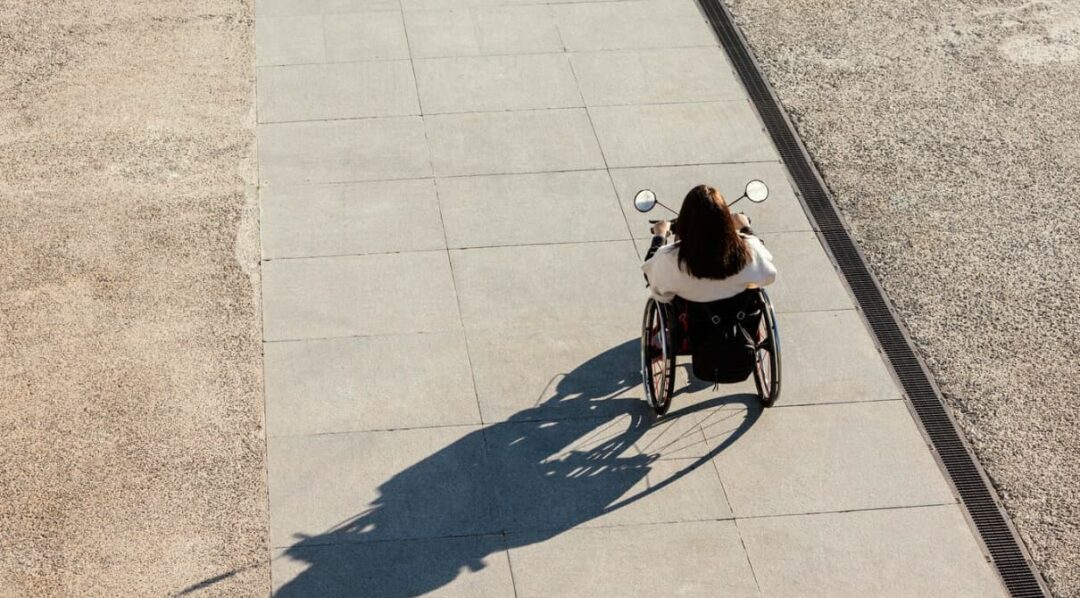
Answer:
633;189;657;213
745;180;769;203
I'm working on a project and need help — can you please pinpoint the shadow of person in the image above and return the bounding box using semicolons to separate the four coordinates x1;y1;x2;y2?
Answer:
272;339;759;597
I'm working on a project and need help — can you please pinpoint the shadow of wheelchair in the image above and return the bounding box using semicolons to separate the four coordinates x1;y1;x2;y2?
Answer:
272;339;760;597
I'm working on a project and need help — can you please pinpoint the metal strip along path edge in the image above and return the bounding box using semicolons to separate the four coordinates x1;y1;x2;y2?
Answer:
697;1;1050;596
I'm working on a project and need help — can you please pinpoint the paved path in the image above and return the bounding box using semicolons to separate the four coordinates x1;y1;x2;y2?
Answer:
254;0;1007;595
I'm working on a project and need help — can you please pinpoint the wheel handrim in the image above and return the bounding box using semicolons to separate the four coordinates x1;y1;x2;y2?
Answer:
647;313;667;404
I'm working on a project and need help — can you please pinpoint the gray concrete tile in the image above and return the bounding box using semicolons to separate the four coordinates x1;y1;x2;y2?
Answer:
255;16;325;66
267;425;497;547
323;0;401;11
711;401;956;517
466;324;641;422
262;251;460;341
437;171;628;249
257;0;323;16
553;0;716;52
323;11;411;62
608;162;812;237
258;0;401;16
415;53;582;114
571;47;743;106
260;179;445;259
258;117;431;185
590;101;779;168
765;232;855;312
425;109;605;177
405;6;563;58
773;310;901;405
401;0;534;10
449;241;643;331
508;521;759;597
634;404;715;459
271;536;516;597
740;506;1006;597
257;61;419;123
264;332;480;436
486;413;731;530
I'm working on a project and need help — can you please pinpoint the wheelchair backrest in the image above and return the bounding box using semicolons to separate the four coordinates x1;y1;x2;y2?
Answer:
681;290;761;383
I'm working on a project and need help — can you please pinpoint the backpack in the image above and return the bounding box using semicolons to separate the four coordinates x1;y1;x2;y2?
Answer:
686;291;760;383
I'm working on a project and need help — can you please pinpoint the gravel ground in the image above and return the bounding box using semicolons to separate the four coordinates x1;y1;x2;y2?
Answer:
725;0;1079;594
0;1;267;596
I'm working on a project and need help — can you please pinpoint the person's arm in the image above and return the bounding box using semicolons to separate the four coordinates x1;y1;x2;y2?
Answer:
641;245;678;303
743;236;777;287
644;220;672;262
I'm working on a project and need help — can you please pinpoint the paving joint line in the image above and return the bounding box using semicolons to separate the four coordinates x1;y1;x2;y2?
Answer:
255;98;761;126
257;159;783;188
254;44;726;69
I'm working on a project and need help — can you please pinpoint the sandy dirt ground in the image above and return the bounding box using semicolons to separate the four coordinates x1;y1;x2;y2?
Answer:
0;1;267;596
725;0;1079;594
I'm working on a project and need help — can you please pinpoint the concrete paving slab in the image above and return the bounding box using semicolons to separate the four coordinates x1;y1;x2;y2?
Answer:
425;109;605;177
257;61;419;123
267;424;497;547
256;16;325;66
507;521;760;597
258;117;431;185
401;0;534;10
608;162;812;236
271;535;516;597
414;53;582;114
323;11;411;62
261;179;445;259
633;404;715;459
450;241;642;330
486;413;732;530
258;0;401;16
465;325;640;422
262;251;460;341
322;0;402;12
739;505;1006;597
710;401;955;517
404;6;563;58
774;310;901;405
264;332;480;436
570;47;743;106
552;0;717;52
590;101;779;168
763;232;855;312
437;171;629;249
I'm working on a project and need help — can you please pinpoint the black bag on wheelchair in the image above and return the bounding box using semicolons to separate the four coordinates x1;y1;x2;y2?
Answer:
686;291;761;383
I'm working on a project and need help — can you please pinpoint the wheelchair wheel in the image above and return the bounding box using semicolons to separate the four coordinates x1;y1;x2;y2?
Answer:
752;289;781;407
641;298;676;415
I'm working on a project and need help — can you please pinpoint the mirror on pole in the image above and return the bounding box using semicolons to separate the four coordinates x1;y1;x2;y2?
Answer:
634;189;657;213
745;180;769;203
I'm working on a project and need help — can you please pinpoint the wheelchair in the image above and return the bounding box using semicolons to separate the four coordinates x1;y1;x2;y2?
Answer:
641;288;781;415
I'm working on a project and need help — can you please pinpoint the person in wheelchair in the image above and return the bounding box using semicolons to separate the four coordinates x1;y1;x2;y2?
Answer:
642;184;776;301
640;184;780;411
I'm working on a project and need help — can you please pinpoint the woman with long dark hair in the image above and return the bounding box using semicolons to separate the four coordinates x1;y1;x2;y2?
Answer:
642;184;776;302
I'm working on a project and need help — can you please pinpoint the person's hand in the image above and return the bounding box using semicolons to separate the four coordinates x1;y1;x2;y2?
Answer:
732;213;751;229
651;220;671;237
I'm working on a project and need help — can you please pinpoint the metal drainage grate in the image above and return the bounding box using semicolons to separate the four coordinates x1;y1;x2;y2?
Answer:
697;1;1050;596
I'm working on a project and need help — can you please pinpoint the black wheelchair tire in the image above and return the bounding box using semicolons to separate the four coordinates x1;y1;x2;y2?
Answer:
641;298;676;416
752;290;782;407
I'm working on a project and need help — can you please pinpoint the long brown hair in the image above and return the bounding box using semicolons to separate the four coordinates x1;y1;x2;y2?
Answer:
676;185;750;279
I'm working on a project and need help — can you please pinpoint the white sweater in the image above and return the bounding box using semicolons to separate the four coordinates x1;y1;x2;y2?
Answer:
641;235;777;303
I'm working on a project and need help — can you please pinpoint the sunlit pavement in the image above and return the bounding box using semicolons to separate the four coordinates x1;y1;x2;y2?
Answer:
254;0;1006;594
